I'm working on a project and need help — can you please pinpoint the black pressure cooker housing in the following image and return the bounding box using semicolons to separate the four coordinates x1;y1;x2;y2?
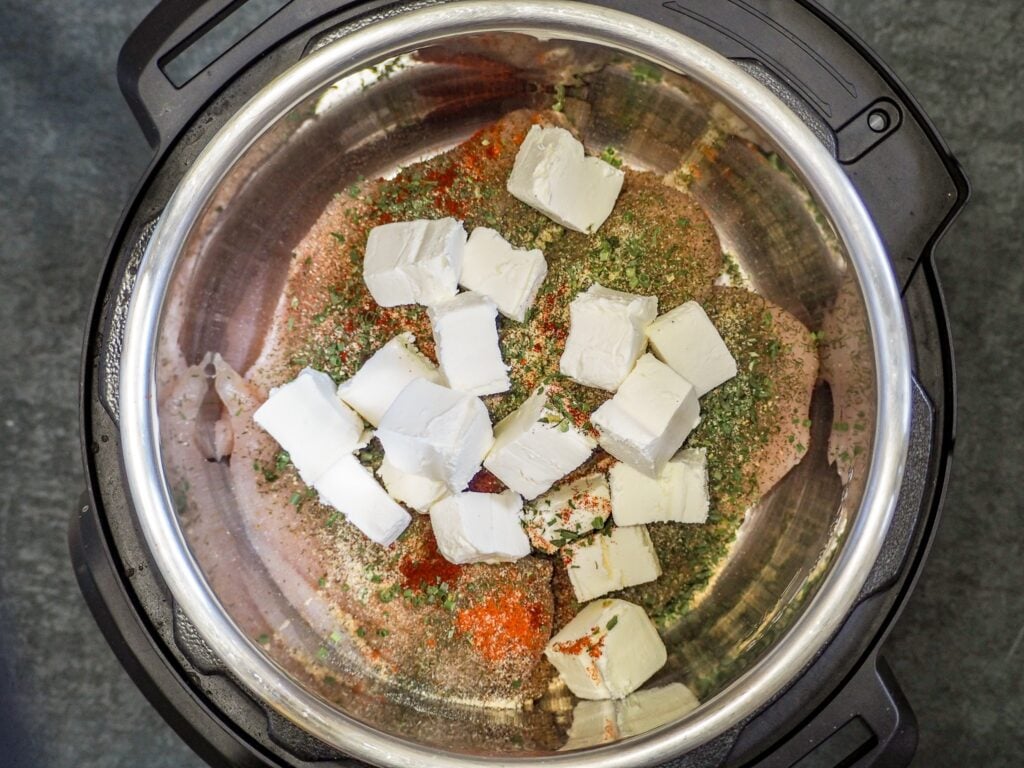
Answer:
73;1;966;766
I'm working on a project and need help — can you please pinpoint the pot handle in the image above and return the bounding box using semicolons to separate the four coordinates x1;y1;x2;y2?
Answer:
118;0;341;150
751;654;916;768
634;0;969;290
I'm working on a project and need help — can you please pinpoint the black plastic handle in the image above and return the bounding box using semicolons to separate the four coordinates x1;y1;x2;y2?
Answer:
120;0;252;148
754;655;916;768
118;0;340;149
597;0;969;290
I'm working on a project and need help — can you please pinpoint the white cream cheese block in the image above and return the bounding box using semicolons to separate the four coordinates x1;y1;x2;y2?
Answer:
590;354;700;477
560;284;658;392
376;378;494;491
561;683;701;749
523;473;611;554
561;699;619;750
507;125;625;234
253;368;365;485
377;455;449;514
544;598;667;700
336;333;442;426
429;490;531;564
564;525;662;602
483;388;595;500
616;682;701;736
609;447;710;526
362;217;466;307
646;301;738;396
459;227;548;322
428;291;510;396
314;455;411;547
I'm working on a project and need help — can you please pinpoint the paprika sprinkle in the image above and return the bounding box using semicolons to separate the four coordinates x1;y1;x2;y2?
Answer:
399;530;462;592
455;589;549;664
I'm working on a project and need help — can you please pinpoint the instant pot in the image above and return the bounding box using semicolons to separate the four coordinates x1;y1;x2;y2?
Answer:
72;1;967;766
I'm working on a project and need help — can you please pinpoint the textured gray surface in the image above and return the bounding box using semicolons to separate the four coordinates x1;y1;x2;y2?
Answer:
818;3;1024;767
0;1;1019;767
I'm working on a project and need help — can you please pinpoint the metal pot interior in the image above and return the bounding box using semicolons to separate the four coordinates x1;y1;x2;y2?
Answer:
150;25;879;759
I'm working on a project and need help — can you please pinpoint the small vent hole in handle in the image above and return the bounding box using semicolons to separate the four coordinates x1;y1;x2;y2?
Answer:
161;0;293;87
835;98;903;164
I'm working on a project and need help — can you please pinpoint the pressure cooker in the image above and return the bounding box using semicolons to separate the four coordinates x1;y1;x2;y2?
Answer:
71;1;967;766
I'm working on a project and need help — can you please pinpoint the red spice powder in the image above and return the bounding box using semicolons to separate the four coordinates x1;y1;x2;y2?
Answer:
455;589;548;664
551;632;605;659
399;530;462;591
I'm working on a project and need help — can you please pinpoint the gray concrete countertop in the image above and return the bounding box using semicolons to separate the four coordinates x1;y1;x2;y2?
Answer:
0;1;1020;766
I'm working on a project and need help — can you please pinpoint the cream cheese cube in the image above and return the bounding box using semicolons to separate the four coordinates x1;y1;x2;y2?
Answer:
616;683;701;736
675;448;710;523
609;448;709;525
544;598;667;700
646;301;738;396
560;284;658;392
429;491;531;564
565;532;620;601
363;218;466;307
460;227;548;322
337;333;442;427
565;525;662;602
376;379;494;491
483;388;595;500
314;455;411;547
609;460;682;527
253;368;365;485
524;474;611;554
613;526;663;593
591;354;700;477
377;455;449;514
429;291;510;396
561;700;618;750
562;684;700;750
507;125;625;234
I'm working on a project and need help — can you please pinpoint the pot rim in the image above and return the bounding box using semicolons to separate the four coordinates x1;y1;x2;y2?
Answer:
119;2;912;765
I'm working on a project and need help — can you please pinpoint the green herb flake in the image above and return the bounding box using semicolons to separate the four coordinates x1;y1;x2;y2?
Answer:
606;615;619;631
632;62;663;84
552;83;566;112
600;146;624;169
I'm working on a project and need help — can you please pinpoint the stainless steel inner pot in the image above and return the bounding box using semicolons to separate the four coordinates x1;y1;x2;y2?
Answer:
118;2;911;765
